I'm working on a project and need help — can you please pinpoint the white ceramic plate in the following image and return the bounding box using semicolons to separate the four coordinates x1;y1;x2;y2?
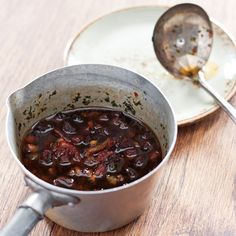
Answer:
64;6;236;126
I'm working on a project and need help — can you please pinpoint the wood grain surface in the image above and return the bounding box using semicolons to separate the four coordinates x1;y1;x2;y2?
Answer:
0;0;236;235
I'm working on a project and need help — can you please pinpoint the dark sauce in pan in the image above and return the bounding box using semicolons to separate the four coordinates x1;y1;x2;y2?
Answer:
21;108;163;191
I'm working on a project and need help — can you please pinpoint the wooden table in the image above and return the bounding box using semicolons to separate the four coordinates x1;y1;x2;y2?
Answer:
0;0;235;235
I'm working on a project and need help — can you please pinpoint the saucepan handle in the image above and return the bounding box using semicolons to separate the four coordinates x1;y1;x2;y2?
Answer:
0;190;53;236
0;177;79;236
0;207;42;236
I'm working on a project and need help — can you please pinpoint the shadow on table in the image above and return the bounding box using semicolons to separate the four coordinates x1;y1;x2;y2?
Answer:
47;216;141;236
172;107;223;156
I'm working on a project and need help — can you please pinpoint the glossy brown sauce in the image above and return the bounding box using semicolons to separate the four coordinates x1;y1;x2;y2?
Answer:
21;108;163;191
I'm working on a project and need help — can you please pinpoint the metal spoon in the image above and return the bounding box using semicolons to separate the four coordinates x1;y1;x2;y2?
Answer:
152;3;236;124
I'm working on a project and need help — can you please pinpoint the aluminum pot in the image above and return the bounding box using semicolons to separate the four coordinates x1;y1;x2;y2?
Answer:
1;64;177;236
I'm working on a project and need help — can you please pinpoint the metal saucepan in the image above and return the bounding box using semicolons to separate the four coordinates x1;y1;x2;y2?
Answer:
1;64;177;235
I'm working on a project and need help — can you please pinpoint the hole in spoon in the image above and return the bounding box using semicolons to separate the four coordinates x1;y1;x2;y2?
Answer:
176;37;185;47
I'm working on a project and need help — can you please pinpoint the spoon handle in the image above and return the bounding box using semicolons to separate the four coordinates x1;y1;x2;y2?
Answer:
197;71;236;124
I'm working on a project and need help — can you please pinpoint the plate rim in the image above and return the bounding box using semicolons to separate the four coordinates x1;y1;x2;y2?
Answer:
63;5;236;126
